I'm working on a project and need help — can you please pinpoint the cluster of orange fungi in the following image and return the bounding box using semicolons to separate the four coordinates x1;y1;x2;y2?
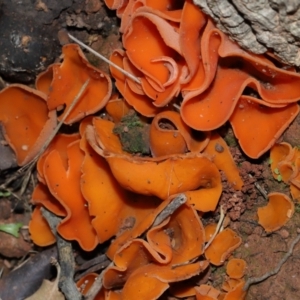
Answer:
0;0;299;299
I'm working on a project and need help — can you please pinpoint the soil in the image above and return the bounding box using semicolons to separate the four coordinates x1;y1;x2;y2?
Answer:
0;1;300;299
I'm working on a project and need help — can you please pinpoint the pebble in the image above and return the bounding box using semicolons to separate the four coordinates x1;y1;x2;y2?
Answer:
278;228;289;239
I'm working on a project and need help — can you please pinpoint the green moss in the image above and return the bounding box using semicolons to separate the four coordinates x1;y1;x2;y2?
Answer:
223;133;238;147
295;203;300;213
113;111;151;155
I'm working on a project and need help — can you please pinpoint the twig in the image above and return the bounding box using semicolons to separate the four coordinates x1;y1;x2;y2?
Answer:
76;260;110;282
249;174;268;200
152;194;187;227
171;256;198;269
19;166;33;195
76;254;109;272
204;205;226;250
243;233;300;291
173;103;181;111
75;254;111;281
84;262;114;300
41;208;82;300
68;33;141;85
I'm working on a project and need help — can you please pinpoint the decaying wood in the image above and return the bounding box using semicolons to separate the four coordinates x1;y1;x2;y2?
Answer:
193;0;300;66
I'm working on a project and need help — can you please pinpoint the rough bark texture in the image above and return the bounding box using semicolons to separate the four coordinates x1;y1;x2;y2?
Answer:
193;0;300;66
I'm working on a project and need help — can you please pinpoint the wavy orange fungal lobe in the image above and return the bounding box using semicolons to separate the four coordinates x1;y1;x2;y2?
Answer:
205;228;242;266
47;43;112;124
195;284;220;300
29;205;56;247
123;12;180;88
257;192;294;233
31;183;66;217
106;195;174;259
87;117;222;202
223;279;246;300
105;96;131;123
226;258;247;279
149;111;187;157
270;142;296;180
230;97;299;158
203;133;243;190
147;204;205;265
110;49;161;117
35;63;57;95
150;110;209;157
43;140;98;251
179;0;206;83
103;153;220;201
181;21;300;152
37;133;80;183
0;84;57;166
80;131;160;244
121;261;208;300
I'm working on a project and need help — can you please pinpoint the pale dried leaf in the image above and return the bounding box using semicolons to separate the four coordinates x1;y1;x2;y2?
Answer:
25;260;64;300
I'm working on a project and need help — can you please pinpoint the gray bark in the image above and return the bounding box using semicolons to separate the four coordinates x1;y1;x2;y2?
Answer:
193;0;300;66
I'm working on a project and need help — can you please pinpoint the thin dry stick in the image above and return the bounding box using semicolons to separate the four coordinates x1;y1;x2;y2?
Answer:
171;256;198;269
42;208;82;300
68;33;141;84
244;232;300;291
84;194;187;300
249;174;268;200
173;103;181;111
204;205;226;250
153;193;187;227
84;262;113;300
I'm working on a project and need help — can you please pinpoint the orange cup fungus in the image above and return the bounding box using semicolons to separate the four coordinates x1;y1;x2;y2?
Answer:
80;129;161;245
195;284;221;300
28;205;56;247
222;279;247;300
105;0;300;159
226;258;247;279
6;0;300;299
86;115;223;211
0;84;57;166
203;132;243;190
42;139;98;251
257;192;294;233
149;110;209;157
204;228;242;266
47;44;112;124
270;142;300;202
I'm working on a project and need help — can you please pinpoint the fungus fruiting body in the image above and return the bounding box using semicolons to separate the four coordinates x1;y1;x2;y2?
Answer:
105;0;300;159
226;258;247;279
204;228;242;266
0;85;57;166
47;44;113;124
257;193;294;232
3;0;298;299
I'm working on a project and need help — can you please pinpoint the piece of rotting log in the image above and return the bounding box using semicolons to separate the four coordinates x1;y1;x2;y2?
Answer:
193;0;300;66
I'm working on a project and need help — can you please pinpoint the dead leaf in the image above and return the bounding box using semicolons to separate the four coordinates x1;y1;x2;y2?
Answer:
25;259;64;300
